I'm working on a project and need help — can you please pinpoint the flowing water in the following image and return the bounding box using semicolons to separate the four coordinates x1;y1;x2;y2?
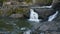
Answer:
0;5;59;34
48;11;58;21
29;9;40;22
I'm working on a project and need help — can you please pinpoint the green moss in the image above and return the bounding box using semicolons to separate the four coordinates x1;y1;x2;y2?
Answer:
15;8;24;14
46;0;52;4
18;32;23;34
25;0;32;3
0;10;3;16
16;19;32;28
0;17;32;32
5;25;13;31
6;8;28;16
6;8;14;16
15;8;28;14
0;19;13;31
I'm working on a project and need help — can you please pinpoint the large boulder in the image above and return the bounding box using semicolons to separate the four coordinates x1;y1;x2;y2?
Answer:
34;8;55;21
39;21;58;31
9;14;24;18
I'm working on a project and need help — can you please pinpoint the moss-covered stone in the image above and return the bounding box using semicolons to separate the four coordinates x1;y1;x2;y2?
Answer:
35;0;52;5
6;7;29;15
0;10;3;16
25;0;32;3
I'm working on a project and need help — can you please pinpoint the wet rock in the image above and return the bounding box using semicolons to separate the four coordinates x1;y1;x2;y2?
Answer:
34;8;55;21
48;26;58;31
9;14;24;18
36;21;58;31
50;31;57;34
39;24;50;31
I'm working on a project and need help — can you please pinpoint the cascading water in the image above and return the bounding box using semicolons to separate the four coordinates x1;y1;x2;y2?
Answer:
29;9;40;22
29;5;58;22
48;11;58;21
23;30;31;34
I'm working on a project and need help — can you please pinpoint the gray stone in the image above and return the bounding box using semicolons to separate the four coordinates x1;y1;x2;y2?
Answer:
34;8;55;20
49;26;58;30
57;32;60;34
39;24;49;31
51;31;57;34
9;14;23;18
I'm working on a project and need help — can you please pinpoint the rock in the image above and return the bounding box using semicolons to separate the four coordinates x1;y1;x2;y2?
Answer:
23;9;30;19
38;21;58;31
52;0;59;4
52;2;60;11
48;26;58;31
40;32;44;34
35;0;52;6
50;31;58;34
34;8;55;21
39;24;49;31
9;14;23;18
57;32;60;34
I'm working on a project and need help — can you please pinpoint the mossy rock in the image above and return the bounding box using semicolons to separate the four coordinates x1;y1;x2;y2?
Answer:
25;0;32;3
0;10;3;16
0;0;7;2
36;0;52;6
6;8;30;18
18;32;23;34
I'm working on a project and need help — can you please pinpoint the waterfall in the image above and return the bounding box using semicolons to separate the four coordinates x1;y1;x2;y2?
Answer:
29;9;40;22
48;11;58;21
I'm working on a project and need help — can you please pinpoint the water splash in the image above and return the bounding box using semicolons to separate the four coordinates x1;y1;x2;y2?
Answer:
23;30;31;34
29;9;40;22
48;11;58;21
